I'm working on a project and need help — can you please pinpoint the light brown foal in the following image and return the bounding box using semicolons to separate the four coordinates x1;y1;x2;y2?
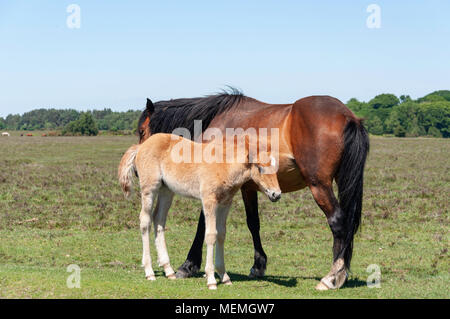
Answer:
118;133;281;289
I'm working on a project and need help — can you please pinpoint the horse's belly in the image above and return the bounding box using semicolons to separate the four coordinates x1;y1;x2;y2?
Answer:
277;155;307;192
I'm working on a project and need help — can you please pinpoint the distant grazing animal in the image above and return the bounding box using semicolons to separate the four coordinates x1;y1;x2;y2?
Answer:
137;89;369;290
1;132;10;137
118;133;281;290
26;133;33;137
42;133;47;137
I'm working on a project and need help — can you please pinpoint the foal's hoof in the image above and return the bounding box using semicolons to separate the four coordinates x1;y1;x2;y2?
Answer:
208;284;217;290
315;281;330;291
167;273;176;280
146;275;156;281
222;279;232;286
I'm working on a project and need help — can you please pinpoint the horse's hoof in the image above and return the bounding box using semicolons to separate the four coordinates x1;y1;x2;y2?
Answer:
167;273;176;280
208;284;217;290
146;275;156;281
175;270;189;279
248;267;265;279
176;262;200;279
222;279;232;286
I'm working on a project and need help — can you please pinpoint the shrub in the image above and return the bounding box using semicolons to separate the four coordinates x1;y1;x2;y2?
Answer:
62;112;99;136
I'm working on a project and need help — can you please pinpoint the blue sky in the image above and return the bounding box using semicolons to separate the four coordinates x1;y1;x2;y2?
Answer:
0;0;449;117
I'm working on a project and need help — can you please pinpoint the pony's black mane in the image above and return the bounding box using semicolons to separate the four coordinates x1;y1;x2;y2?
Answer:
139;87;245;140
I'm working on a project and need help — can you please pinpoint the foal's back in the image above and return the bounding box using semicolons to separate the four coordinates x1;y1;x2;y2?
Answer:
135;133;216;199
135;133;248;201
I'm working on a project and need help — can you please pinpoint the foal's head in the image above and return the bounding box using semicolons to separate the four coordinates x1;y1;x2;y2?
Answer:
249;152;281;202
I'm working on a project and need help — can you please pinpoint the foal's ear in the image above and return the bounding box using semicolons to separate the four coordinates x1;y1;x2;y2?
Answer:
146;98;155;113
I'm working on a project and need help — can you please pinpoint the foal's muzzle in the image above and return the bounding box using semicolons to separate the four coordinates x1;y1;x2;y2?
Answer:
267;190;282;202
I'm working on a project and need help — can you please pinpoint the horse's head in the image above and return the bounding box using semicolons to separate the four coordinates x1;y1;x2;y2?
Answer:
250;151;281;202
137;98;155;144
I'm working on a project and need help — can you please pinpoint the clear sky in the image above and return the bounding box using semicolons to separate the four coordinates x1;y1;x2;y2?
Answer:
0;0;449;117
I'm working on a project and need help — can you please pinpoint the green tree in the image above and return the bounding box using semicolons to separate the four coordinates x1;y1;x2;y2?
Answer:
62;112;99;136
418;101;450;138
418;90;450;103
368;94;400;109
385;110;400;134
394;125;406;137
346;98;364;113
427;127;442;138
367;116;384;135
399;95;411;103
406;117;425;137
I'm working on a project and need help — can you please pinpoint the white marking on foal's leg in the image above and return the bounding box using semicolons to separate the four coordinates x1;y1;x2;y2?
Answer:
153;188;176;280
215;205;232;286
203;202;218;290
140;192;156;281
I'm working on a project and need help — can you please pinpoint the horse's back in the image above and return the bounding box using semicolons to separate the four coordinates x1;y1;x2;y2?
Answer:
291;96;357;130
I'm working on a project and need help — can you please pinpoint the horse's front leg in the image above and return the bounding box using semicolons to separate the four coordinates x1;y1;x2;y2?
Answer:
175;209;205;278
241;187;267;278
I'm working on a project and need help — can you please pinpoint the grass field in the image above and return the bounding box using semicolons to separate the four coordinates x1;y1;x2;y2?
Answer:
0;135;448;298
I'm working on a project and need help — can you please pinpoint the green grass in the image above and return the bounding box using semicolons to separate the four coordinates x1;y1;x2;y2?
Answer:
0;135;448;298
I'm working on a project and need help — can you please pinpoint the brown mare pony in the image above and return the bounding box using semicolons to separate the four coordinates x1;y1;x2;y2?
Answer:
137;88;369;290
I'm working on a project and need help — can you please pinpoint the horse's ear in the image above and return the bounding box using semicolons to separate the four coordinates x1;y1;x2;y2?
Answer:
146;98;155;113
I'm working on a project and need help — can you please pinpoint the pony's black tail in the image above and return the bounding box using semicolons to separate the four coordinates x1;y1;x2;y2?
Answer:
336;119;370;269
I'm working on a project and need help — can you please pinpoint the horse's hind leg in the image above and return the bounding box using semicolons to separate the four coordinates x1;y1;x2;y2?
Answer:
308;181;348;290
153;186;176;279
140;186;158;281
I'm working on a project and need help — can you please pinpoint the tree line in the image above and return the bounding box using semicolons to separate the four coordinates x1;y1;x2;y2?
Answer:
0;90;449;137
347;90;449;138
0;108;141;136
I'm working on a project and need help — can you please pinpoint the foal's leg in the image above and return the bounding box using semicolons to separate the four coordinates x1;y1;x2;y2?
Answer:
215;204;231;285
241;187;267;278
140;187;158;280
153;186;176;279
202;198;218;290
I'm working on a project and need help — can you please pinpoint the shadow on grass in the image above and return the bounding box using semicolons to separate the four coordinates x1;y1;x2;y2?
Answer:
227;272;298;287
341;277;367;289
181;271;367;289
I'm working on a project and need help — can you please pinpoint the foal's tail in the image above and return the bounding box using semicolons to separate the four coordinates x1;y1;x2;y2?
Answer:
118;144;140;198
336;119;370;270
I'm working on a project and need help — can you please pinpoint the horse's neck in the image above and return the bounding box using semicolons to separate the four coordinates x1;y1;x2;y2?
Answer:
225;163;251;188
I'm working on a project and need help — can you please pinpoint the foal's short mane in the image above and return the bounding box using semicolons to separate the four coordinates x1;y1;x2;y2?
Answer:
138;87;245;140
